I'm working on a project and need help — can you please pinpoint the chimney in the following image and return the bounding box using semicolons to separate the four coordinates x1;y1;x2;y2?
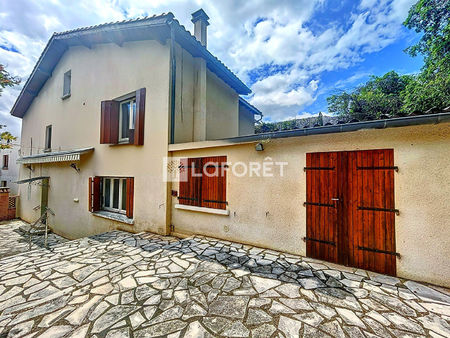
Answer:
191;9;209;47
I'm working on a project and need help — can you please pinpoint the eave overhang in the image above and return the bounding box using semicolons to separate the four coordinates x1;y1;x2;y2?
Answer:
17;147;94;165
10;13;250;118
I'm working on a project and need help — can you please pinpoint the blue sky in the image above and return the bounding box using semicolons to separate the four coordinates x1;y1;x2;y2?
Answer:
0;0;423;134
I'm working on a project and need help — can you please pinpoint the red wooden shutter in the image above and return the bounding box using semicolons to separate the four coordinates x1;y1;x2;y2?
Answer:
201;156;227;210
133;88;146;145
179;158;201;207
93;177;101;212
89;177;93;211
126;177;134;218
89;177;101;212
100;100;119;144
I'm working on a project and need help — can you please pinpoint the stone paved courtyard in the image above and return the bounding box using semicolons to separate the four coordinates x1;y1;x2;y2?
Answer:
0;221;449;337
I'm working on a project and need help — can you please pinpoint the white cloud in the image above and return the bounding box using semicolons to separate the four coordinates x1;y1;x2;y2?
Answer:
0;0;416;135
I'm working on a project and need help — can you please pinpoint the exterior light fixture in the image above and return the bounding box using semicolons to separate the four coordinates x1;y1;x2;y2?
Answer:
255;143;264;151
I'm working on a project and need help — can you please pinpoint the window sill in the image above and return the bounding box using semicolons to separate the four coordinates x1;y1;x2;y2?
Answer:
61;94;71;100
174;204;230;216
93;210;134;225
110;142;132;147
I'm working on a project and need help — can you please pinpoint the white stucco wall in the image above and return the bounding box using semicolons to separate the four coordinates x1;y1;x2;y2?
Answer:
18;40;172;238
170;122;450;287
0;142;20;195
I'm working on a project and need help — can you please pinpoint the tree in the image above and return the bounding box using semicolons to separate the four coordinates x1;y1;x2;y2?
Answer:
0;64;20;96
0;128;17;150
404;0;450;74
327;0;449;119
327;72;412;120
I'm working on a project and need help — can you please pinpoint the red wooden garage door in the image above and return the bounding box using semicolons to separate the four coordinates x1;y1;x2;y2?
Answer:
305;149;398;276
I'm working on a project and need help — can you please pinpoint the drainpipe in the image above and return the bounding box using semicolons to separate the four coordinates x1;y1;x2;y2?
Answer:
169;22;176;144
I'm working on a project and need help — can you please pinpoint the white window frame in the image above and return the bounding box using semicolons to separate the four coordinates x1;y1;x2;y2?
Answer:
118;98;136;143
102;177;127;214
63;70;71;98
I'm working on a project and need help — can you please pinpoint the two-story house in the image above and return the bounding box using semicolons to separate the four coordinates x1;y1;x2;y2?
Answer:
11;10;261;239
0;140;20;195
10;9;450;287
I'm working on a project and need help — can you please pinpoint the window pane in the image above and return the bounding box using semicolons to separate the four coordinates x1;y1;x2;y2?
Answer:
121;102;130;139
130;100;136;129
121;179;127;210
63;70;71;96
104;179;111;207
113;179;120;209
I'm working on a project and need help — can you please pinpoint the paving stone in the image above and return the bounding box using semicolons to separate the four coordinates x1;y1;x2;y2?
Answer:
278;315;302;338
320;320;346;338
404;281;450;304
182;302;207;320
92;305;140;333
336;307;366;328
251;323;276;338
269;300;295;314
67;323;90;338
105;327;130;338
368;272;400;285
311;302;337;319
343;325;365;338
315;288;362;311
279;297;312;311
222;321;250;337
38;305;75;328
134;320;187;337
370;291;416;317
275;283;301;298
294;311;324;326
249;276;281;293
246;308;272;325
298;277;326;289
66;295;102;325
184;321;214;338
416;313;450;337
0;223;447;338
150;305;183;325
202;316;233;335
209;296;249;319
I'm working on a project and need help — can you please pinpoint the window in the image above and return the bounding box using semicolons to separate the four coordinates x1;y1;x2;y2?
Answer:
1;181;6;187
2;155;8;169
119;99;136;142
178;156;227;210
100;88;146;145
63;70;71;98
45;125;52;151
89;176;134;218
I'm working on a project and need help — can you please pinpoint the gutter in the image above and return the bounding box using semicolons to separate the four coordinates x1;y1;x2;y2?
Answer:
222;112;450;144
169;21;177;144
168;112;450;151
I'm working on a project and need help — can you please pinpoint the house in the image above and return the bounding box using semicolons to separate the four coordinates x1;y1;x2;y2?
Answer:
10;9;450;287
0;140;20;195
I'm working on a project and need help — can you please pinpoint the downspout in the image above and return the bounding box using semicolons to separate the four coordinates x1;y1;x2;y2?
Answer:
169;22;176;144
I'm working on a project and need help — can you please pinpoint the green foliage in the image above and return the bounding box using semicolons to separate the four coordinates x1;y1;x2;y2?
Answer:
327;0;450;119
0;64;20;96
0;127;17;150
327;72;412;120
404;0;450;73
401;71;450;114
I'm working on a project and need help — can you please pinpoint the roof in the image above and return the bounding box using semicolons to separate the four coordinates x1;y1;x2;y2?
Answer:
223;112;450;144
17;147;94;164
11;13;251;118
239;97;263;116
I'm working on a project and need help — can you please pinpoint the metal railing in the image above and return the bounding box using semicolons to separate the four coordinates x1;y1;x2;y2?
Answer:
28;207;55;250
